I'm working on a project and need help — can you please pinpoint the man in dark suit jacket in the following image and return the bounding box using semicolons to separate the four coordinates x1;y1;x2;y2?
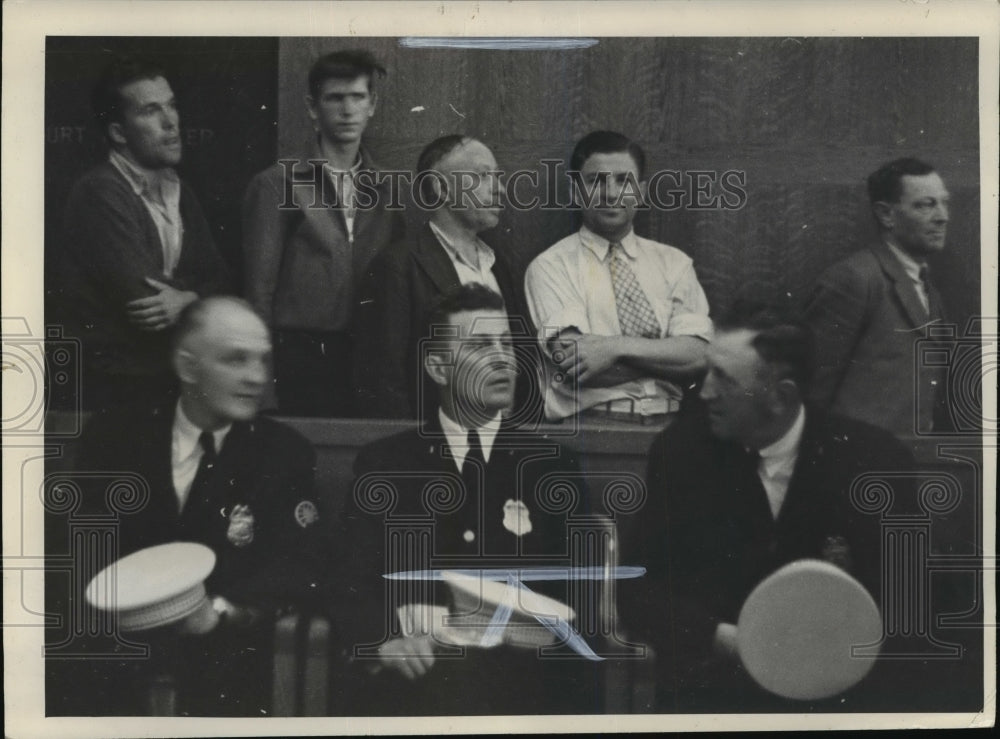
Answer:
243;49;404;417
339;284;602;715
52;55;230;411
65;297;328;715
804;157;952;450
352;135;540;421
620;300;916;712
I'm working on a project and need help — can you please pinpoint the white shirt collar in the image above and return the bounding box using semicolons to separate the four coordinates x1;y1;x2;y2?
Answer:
758;404;806;463
885;241;926;284
173;400;231;461
429;221;496;273
438;408;503;470
578;225;639;262
322;150;364;176
109;148;178;198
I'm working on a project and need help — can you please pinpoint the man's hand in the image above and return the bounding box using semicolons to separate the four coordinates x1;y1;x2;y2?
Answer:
552;332;625;385
377;635;437;680
125;277;197;331
176;598;220;635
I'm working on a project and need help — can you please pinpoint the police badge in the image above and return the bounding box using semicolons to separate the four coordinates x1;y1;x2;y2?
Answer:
226;504;255;547
502;499;533;536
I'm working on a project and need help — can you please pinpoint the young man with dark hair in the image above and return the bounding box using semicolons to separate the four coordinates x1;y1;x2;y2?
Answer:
341;283;601;715
804;157;952;447
525;130;712;424
243;48;403;417
53;55;231;410
352;135;538;421
620;298;915;711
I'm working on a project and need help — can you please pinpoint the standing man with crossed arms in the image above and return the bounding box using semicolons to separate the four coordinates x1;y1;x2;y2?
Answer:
525;130;712;425
54;55;230;410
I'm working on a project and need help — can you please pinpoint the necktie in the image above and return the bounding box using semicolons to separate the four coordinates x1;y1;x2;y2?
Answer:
919;264;944;321
183;431;217;513
608;241;661;338
462;429;487;485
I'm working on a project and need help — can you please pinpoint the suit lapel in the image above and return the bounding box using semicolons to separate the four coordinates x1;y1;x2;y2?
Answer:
774;414;823;532
285;142;351;248
871;243;930;328
147;405;181;520
412;223;462;295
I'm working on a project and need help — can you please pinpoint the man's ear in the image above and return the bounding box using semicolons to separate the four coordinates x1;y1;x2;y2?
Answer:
368;90;378;117
173;348;198;385
873;201;895;231
429;172;448;206
304;95;318;127
424;351;450;388
773;377;800;414
108;122;128;148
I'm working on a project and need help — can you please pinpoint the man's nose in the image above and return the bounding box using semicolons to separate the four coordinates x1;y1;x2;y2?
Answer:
245;359;269;385
933;203;949;223
161;107;178;131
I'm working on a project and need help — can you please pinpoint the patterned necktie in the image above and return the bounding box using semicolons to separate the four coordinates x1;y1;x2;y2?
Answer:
608;241;661;338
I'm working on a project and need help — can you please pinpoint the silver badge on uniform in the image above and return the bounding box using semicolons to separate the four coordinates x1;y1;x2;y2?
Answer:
227;504;255;547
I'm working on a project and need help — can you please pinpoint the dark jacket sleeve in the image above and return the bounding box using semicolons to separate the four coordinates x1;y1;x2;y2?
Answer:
172;182;231;297
803;258;875;410
352;244;419;418
64;173;167;307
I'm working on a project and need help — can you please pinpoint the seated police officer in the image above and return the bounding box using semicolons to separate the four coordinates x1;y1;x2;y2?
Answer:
69;296;329;715
340;283;603;715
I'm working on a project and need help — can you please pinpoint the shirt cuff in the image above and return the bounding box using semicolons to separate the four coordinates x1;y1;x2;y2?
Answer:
668;312;713;341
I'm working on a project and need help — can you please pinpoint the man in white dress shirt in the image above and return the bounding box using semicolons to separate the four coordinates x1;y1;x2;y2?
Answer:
525;130;712;423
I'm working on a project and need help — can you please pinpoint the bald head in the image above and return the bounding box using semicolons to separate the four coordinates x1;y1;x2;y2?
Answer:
173;297;272;430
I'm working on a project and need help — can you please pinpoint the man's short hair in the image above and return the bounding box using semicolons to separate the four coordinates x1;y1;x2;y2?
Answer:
715;296;815;389
308;49;387;97
427;283;506;330
415;134;477;208
171;296;263;355
867;157;937;205
569;130;646;181
92;55;169;138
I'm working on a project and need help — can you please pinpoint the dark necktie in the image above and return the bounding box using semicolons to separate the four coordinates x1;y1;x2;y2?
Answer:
919;264;944;321
183;431;217;514
462;429;487;487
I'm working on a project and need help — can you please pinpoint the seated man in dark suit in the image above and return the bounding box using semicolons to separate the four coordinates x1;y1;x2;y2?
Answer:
339;283;602;715
352;136;540;422
62;296;328;715
620;299;915;712
51;55;230;411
